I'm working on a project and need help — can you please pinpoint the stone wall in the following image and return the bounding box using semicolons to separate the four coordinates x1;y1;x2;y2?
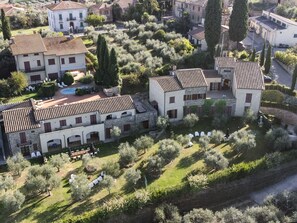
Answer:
261;107;297;125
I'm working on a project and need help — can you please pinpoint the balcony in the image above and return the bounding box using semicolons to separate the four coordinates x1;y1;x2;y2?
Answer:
17;140;32;147
206;90;235;100
20;66;45;73
67;17;76;21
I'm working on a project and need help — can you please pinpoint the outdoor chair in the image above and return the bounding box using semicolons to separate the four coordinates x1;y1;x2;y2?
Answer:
200;131;205;137
207;132;212;137
194;131;199;137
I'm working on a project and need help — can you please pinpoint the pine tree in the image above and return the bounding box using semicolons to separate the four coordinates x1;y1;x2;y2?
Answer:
205;0;222;57
250;48;256;62
291;64;297;91
259;43;265;67
108;48;120;87
1;9;11;40
229;0;248;48
264;44;271;74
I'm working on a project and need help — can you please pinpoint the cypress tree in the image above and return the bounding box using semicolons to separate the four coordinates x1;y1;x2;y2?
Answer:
250;48;256;62
1;9;11;40
229;0;249;48
259;43;265;67
101;39;109;86
291;64;297;91
264;44;271;74
95;35;103;84
205;0;222;57
108;48;120;87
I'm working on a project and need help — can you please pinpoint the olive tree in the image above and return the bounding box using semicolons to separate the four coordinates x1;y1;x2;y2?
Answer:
146;155;164;178
101;175;115;195
111;126;121;142
133;135;154;153
157;139;182;164
198;136;210;151
265;128;290;151
102;160;121;177
157;116;169;130
7;153;30;176
242;108;257;124
183;113;199;128
230;130;256;152
124;168;141;186
215;207;254;223
204;149;228;171
245;205;283;223
187;174;208;190
183;208;215;223
154;203;182;223
210;130;225;144
0;190;25;213
118;142;138;167
176;134;191;146
49;153;70;172
70;173;91;201
0;175;14;192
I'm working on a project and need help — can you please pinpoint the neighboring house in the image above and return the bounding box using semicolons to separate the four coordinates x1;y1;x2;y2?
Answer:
0;4;25;17
1;95;157;156
149;57;264;121
46;0;88;33
89;3;113;22
173;0;207;25
116;0;136;14
249;10;297;47
188;25;231;52
10;34;87;84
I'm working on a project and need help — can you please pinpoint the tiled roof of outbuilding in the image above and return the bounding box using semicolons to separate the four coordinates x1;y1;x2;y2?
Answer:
46;1;86;11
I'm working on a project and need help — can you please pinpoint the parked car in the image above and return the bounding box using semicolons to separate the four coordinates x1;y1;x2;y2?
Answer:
264;75;272;83
278;43;289;48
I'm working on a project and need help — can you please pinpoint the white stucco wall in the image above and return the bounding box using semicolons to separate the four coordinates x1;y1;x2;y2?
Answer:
234;88;262;116
205;77;221;91
149;79;165;116
60;54;86;72
164;90;185;121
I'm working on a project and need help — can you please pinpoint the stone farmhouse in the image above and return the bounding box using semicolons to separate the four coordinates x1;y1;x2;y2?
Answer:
46;0;88;33
173;0;207;25
249;10;297;47
149;57;264;121
10;34;87;84
89;3;113;23
1;95;157;157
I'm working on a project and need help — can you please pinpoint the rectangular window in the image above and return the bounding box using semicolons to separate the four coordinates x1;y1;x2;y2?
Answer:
34;53;39;56
79;12;83;18
183;95;191;101
24;61;31;72
69;57;76;63
48;59;55;65
23;54;28;57
48;73;58;80
294;34;297;38
80;22;84;27
192;94;198;100
169;96;175;104
60;119;67;127
123;124;131;132
61;58;65;64
69;13;73;19
44;122;52;133
142;120;149;129
167;109;177;119
105;128;111;139
245;93;252;103
19;132;26;144
60;24;63;29
30;75;41;82
244;106;250;111
90;114;97;125
37;60;41;66
59;14;62;20
75;117;82;124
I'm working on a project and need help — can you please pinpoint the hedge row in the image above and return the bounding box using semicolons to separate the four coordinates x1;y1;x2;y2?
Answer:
265;83;296;96
275;51;297;67
261;101;297;114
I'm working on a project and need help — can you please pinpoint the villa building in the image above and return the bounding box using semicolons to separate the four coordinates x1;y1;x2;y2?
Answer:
89;3;113;22
173;0;207;25
1;95;157;157
249;10;297;47
46;0;88;33
149;57;264;121
10;34;87;84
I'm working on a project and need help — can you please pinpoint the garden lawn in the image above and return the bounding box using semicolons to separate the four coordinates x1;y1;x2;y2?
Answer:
1;120;270;223
11;26;50;36
7;92;39;103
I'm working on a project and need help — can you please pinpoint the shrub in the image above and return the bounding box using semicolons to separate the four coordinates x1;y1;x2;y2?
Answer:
157;116;169;130
158;139;182;164
183;208;214;223
7;153;30;176
183;113;199;128
245;205;283;223
154;203;182;223
264;152;284;168
264;191;297;215
75;87;92;96
215;207;253;223
176;134;191;146
275;51;297;67
0;175;14;192
118;142;138;167
187;174;208;190
212;115;228;129
62;72;74;86
265;128;290;151
153;29;166;41
78;75;94;84
0;190;25;213
242;108;257;124
261;90;285;103
210;130;225;144
124;168;141;186
37;81;57;98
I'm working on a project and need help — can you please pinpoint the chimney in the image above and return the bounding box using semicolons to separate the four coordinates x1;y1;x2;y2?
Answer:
172;65;177;71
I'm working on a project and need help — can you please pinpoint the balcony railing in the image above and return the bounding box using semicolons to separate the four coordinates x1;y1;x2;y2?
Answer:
67;17;76;21
20;66;45;73
17;140;32;147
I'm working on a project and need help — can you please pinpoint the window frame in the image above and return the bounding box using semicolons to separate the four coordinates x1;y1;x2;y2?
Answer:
48;58;55;65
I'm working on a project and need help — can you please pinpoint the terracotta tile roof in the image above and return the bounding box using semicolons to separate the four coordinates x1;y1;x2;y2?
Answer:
10;34;47;55
0;4;24;16
43;36;87;56
175;0;207;6
116;0;135;9
3;107;40;133
175;69;208;88
33;95;135;121
151;76;182;92
235;62;264;90
188;26;205;41
215;57;237;68
203;70;220;79
89;3;113;11
46;1;87;11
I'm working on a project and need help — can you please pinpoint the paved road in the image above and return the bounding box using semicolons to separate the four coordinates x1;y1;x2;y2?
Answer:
250;173;297;204
271;59;296;89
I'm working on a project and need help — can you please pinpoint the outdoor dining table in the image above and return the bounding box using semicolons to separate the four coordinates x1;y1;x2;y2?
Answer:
70;149;90;157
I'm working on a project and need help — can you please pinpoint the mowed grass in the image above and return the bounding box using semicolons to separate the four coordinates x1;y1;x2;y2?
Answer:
1;120;269;223
11;26;50;36
7;92;39;103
